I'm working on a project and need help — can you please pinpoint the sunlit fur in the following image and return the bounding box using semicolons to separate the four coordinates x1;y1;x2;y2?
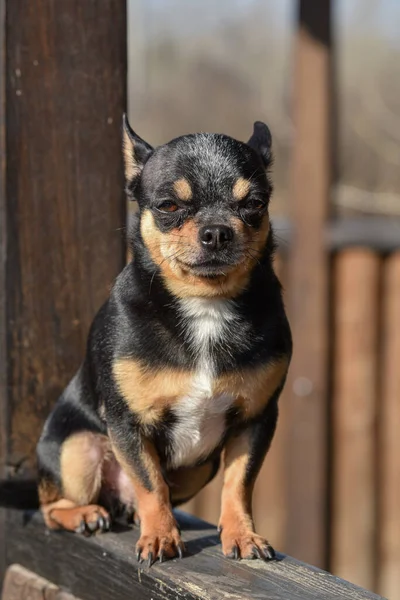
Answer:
36;119;292;565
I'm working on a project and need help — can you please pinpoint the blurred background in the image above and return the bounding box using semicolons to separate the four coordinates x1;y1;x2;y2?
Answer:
127;0;400;596
0;1;399;598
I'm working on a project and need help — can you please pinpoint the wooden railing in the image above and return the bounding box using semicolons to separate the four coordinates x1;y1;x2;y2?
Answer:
0;503;386;600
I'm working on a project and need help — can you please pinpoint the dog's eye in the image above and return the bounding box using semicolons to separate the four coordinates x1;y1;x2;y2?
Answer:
157;201;179;213
245;199;265;211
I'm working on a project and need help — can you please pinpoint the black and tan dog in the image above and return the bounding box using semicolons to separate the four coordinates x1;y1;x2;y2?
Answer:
36;117;292;566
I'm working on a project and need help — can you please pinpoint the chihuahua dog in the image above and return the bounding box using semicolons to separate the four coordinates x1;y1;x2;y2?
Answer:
37;117;292;566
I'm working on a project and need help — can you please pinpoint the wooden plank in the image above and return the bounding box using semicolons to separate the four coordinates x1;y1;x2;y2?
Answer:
331;250;380;590
3;507;384;600
286;0;331;567
2;0;126;479
378;252;400;598
2;564;80;600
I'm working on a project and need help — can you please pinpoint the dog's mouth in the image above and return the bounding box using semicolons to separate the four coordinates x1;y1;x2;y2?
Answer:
176;258;238;278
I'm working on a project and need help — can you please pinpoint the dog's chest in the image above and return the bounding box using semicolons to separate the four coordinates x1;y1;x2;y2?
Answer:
168;298;239;469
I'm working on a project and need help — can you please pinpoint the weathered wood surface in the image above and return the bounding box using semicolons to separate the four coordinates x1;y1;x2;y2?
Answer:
2;564;79;600
286;0;331;567
331;250;380;590
1;508;385;600
1;0;126;478
0;0;126;582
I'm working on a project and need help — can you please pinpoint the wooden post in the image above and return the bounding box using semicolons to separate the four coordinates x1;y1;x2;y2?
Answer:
0;0;126;579
331;249;380;590
378;252;400;598
286;0;332;567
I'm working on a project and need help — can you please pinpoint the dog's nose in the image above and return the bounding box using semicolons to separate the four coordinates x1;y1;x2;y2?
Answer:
199;225;234;251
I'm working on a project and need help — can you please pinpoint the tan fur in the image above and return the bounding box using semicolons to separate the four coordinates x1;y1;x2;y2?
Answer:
215;356;289;420
222;433;253;512
113;359;195;424
219;432;254;551
110;437;170;507
232;177;251;201
219;432;272;558
42;499;109;531
123;128;141;181
113;356;288;424
60;432;110;504
173;177;193;201
110;437;183;560
140;209;271;299
38;478;61;506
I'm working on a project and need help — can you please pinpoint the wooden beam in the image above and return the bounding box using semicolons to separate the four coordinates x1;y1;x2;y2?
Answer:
1;507;385;600
286;0;332;567
327;217;400;253
1;0;126;477
0;1;126;580
331;250;380;589
271;216;400;254
378;252;400;598
0;0;127;569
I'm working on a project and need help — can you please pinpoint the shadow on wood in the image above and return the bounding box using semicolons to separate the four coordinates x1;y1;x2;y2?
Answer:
1;507;385;600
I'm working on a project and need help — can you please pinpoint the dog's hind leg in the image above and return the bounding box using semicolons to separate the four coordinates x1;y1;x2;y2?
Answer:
39;432;112;534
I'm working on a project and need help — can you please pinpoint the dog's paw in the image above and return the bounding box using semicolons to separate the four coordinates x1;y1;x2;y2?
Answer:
220;528;275;561
48;504;111;535
136;525;185;567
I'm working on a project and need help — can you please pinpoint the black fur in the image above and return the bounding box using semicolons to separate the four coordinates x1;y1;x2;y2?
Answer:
36;119;292;555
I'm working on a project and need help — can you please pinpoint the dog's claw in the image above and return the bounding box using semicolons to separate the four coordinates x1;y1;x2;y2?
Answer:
75;520;86;534
264;545;276;560
147;552;153;568
177;544;184;559
86;520;98;533
159;550;165;563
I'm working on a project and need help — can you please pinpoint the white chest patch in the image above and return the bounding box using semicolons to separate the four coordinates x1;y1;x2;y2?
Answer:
169;298;239;469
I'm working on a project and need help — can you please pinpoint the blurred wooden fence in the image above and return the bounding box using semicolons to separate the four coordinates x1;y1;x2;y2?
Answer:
182;3;400;599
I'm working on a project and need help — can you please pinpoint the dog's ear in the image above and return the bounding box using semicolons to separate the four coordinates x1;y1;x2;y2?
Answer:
122;114;153;198
247;121;272;168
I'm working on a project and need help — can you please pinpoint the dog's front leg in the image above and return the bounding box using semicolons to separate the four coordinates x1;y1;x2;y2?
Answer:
219;395;279;560
110;429;183;565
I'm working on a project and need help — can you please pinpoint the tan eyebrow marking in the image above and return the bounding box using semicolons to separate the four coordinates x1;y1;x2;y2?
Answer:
232;177;251;201
173;178;193;201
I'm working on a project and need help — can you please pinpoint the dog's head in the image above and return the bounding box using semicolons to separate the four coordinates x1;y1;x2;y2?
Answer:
123;116;274;298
